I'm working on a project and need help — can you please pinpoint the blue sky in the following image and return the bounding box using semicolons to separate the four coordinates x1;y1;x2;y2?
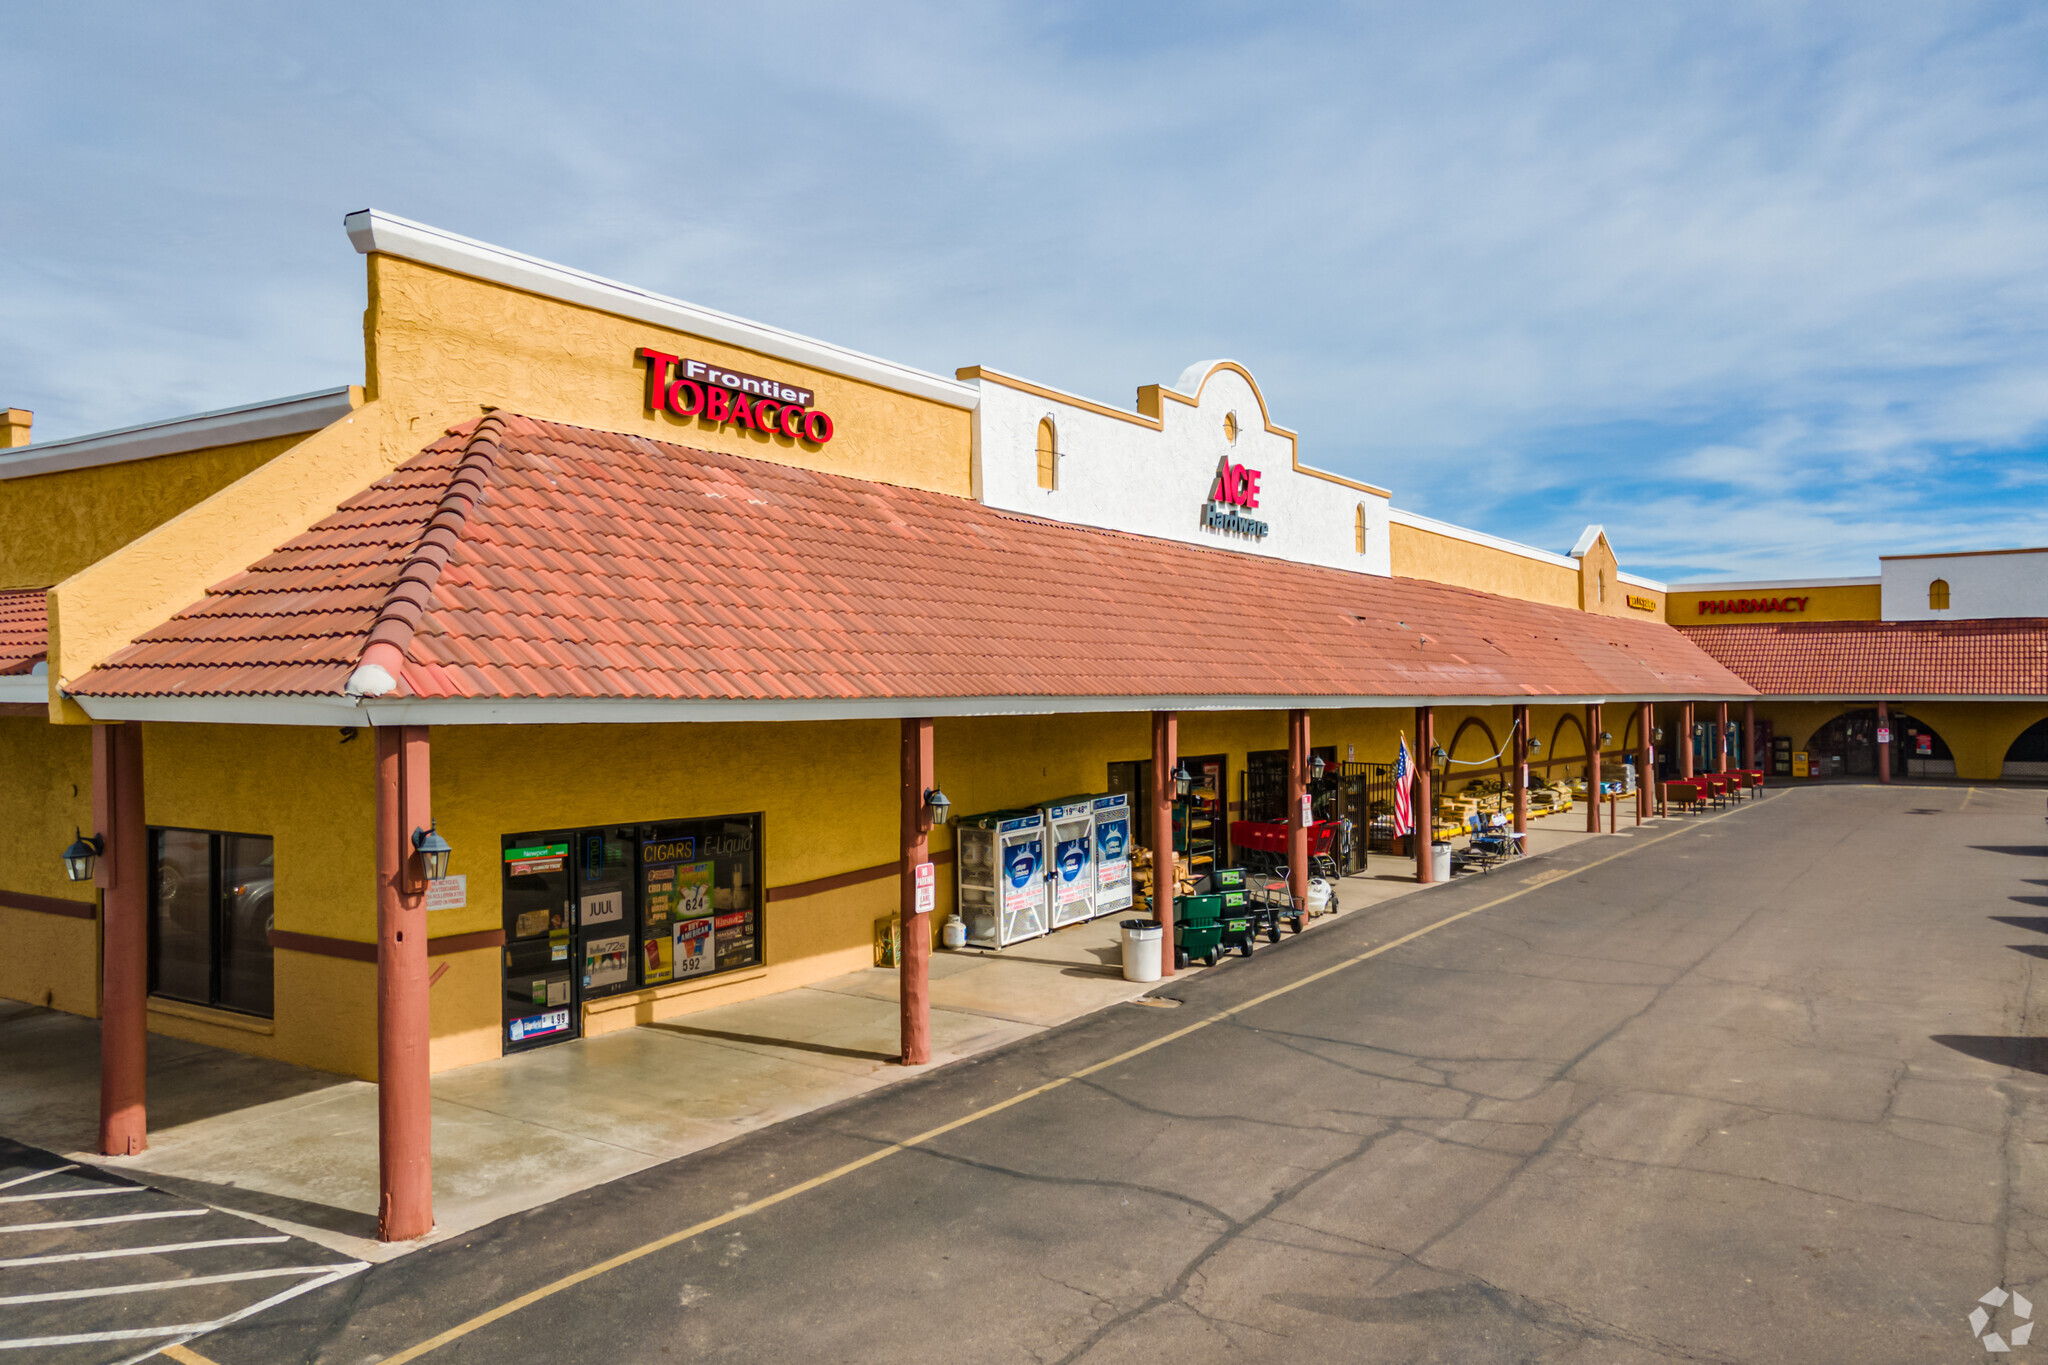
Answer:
5;1;2046;581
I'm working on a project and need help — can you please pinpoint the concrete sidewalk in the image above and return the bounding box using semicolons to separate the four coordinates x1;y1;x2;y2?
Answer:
0;802;1649;1263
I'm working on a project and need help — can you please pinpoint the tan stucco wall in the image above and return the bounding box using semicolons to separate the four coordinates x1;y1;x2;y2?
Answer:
0;436;302;592
1390;523;1579;609
0;716;97;1015
132;722;377;1075
364;256;972;497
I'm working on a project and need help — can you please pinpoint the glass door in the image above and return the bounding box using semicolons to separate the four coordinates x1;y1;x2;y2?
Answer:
503;829;578;1051
1177;755;1225;882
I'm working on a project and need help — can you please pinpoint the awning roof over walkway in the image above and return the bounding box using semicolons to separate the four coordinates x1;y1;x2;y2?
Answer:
1680;619;2048;700
70;414;1753;720
0;590;47;676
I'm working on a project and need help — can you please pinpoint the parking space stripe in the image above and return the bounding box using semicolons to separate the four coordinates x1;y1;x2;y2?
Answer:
0;1262;364;1306
0;1185;143;1203
159;1347;222;1365
0;1262;367;1352
0;1209;206;1234
0;1236;290;1269
0;1165;77;1191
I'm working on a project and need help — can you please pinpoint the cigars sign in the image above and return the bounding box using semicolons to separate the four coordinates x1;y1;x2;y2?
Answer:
637;348;836;444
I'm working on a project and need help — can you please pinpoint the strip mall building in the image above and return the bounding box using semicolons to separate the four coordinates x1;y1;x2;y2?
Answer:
2;213;2041;1236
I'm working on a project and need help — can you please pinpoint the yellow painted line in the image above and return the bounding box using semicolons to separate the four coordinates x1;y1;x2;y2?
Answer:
161;1345;221;1364
374;807;1736;1364
1962;787;1977;809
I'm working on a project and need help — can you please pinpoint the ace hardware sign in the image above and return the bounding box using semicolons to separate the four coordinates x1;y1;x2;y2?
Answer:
637;347;837;444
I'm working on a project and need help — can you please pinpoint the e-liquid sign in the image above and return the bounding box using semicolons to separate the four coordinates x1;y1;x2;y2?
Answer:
1202;455;1269;539
637;348;835;444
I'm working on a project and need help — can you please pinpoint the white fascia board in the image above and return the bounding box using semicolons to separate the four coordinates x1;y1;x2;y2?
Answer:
1569;525;1605;558
354;691;1754;726
1615;571;1668;592
70;693;365;726
0;388;360;482
65;689;1753;727
0;675;46;704
344;210;978;411
1669;577;1880;591
1386;508;1579;571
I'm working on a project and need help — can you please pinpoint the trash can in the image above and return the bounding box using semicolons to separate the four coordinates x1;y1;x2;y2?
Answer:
1430;843;1452;883
1120;918;1163;983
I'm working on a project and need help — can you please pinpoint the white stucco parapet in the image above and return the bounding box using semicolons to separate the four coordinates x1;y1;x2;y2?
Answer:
1881;548;2048;621
962;361;1394;578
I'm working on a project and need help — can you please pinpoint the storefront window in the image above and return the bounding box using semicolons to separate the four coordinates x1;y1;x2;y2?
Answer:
148;828;275;1018
500;812;763;1052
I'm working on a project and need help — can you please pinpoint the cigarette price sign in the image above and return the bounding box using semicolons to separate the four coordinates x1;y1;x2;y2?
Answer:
913;861;936;916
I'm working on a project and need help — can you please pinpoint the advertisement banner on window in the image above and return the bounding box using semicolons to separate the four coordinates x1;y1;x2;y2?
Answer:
642;933;674;985
509;1009;571;1043
582;934;629;989
505;843;568;876
674;917;715;977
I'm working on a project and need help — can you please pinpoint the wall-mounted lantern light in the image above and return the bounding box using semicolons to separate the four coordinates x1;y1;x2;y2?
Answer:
1599;731;1613;745
62;829;103;883
411;823;454;883
1308;754;1327;782
1172;763;1195;799
923;786;952;828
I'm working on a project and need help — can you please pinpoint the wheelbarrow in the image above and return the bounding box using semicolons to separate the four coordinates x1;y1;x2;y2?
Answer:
1174;892;1225;969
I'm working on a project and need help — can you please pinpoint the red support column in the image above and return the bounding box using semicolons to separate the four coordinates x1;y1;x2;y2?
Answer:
1716;702;1730;773
95;722;146;1157
376;725;433;1242
1636;701;1653;824
1287;710;1310;914
1150;712;1177;977
1512;704;1530;842
899;717;934;1062
1877;700;1892;785
1585;704;1603;834
1414;706;1435;883
1744;701;1757;771
1680;703;1695;780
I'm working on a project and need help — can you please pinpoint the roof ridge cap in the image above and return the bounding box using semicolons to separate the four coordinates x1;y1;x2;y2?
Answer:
344;417;504;697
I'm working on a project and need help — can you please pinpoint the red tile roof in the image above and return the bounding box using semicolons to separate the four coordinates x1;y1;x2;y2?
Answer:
1681;619;2048;696
0;590;48;676
74;415;1753;706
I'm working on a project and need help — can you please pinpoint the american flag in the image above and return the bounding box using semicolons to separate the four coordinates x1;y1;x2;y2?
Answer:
1392;734;1414;837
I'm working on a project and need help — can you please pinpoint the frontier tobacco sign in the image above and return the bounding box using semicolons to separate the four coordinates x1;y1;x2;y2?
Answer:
637;348;836;444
